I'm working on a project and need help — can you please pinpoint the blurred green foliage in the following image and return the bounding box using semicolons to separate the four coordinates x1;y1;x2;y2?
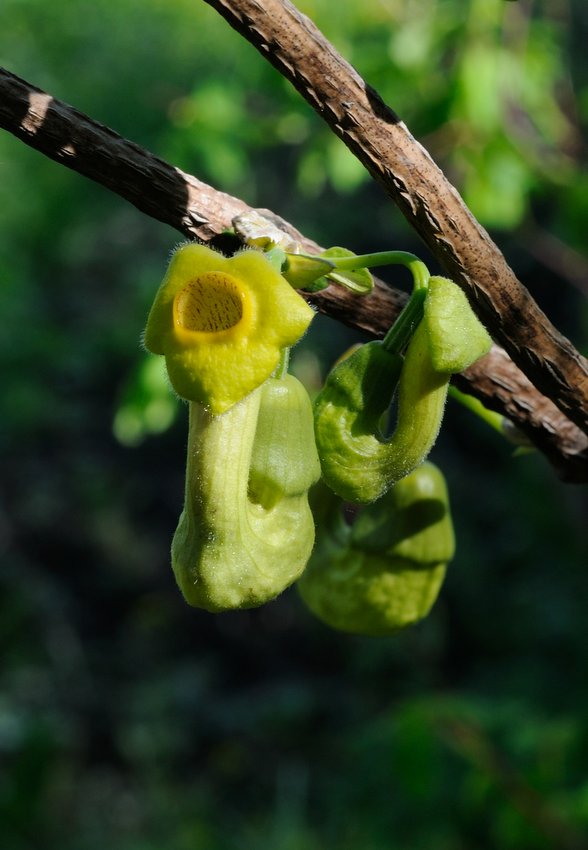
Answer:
1;0;587;848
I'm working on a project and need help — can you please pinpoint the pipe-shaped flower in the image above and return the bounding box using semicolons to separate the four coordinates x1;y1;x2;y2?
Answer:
297;462;455;635
144;243;315;414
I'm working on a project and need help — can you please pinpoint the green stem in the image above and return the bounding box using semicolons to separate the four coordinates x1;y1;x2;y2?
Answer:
448;386;534;448
448;386;506;434
328;251;430;291
382;287;427;354
275;347;290;379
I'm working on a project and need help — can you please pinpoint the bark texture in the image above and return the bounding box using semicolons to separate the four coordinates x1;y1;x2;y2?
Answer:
0;67;587;480
203;0;588;438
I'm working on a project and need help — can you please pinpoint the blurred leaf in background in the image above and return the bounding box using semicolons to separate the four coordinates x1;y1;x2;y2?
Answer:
113;355;178;448
0;0;587;848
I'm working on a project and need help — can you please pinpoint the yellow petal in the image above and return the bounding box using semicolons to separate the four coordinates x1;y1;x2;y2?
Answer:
144;243;315;413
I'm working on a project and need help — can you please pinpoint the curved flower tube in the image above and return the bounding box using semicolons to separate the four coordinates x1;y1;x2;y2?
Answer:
314;321;448;503
144;243;315;414
172;374;321;612
297;462;455;635
314;276;492;503
423;276;492;373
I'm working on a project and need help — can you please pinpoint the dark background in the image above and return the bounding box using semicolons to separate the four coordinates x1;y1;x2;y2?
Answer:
1;1;587;847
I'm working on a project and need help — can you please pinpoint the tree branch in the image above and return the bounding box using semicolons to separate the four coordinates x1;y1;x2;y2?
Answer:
0;67;587;480
202;0;588;439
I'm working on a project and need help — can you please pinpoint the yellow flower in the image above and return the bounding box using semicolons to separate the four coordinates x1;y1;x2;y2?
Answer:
144;243;315;414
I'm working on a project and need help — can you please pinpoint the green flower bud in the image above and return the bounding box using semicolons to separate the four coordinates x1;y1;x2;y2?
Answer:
298;463;455;635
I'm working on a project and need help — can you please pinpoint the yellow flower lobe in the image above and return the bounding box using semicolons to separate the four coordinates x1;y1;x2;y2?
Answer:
144;243;314;413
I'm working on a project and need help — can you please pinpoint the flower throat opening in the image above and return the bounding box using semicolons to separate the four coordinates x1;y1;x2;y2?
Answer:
175;272;243;333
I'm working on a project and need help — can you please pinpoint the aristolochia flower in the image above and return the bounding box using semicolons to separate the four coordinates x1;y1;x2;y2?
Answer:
144;243;315;414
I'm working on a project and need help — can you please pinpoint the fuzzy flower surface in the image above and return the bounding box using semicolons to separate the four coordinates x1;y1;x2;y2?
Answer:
144;243;315;414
